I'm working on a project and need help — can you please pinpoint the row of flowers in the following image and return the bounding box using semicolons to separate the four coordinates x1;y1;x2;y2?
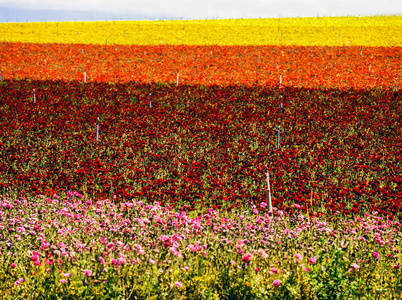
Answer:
1;194;401;298
0;79;401;217
0;16;400;46
0;43;400;89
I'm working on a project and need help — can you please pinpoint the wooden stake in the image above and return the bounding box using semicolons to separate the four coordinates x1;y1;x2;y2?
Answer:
277;125;280;149
266;170;273;213
96;116;99;142
33;89;36;103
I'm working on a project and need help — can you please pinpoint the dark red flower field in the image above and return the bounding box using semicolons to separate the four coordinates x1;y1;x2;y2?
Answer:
1;75;401;217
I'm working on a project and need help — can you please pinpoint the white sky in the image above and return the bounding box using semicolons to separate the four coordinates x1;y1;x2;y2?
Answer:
0;0;401;21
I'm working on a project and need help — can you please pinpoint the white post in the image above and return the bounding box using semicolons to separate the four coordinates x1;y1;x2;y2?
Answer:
149;93;152;108
277;125;280;149
280;95;283;113
279;75;282;88
369;64;371;72
96;116;99;142
176;73;179;86
84;72;86;83
33;89;36;103
266;171;273;213
0;69;3;82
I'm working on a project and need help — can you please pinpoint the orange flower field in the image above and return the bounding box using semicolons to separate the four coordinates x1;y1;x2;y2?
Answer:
0;42;400;89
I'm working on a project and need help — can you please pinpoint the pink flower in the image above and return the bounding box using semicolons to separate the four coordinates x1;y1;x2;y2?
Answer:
308;257;317;264
258;249;268;259
31;254;39;262
255;267;259;273
294;253;303;263
11;263;17;268
372;252;380;259
260;202;267;208
99;257;105;264
148;258;155;264
60;279;67;283
16;227;25;234
64;273;71;277
183;266;189;271
83;269;92;277
118;256;126;265
33;260;41;266
273;279;281;287
293;204;301;209
270;267;278;274
394;264;401;269
351;263;360;269
175;281;183;288
242;253;253;263
58;242;66;248
18;278;24;283
110;258;118;265
303;267;310;272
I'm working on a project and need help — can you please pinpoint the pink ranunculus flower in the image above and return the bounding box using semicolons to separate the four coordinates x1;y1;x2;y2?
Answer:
270;267;278;274
83;269;92;277
148;258;155;264
258;249;268;259
308;257;317;264
16;227;25;234
175;281;183;288
242;253;253;263
11;263;17;268
372;252;380;259
294;253;303;263
351;263;360;269
60;279;67;283
273;279;281;287
64;273;71;277
31;254;39;262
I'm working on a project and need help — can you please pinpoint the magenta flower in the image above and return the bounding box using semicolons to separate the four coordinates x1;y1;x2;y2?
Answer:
242;253;253;262
273;279;281;287
83;269;92;277
11;263;17;268
16;227;25;234
351;263;360;269
270;267;278;274
294;253;303;263
308;257;317;264
31;254;39;262
60;279;67;283
372;252;380;259
394;264;401;269
64;273;71;277
175;281;183;288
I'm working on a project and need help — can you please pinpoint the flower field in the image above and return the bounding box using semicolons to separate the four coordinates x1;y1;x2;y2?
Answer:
0;16;402;299
0;16;401;46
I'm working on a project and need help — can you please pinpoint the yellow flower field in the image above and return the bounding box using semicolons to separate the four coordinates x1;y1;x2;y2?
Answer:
0;15;401;46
